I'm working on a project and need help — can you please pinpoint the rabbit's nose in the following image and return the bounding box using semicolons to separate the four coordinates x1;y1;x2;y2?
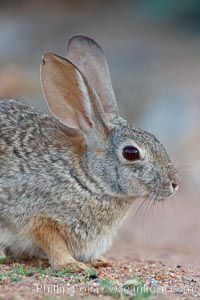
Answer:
171;181;179;192
170;173;180;194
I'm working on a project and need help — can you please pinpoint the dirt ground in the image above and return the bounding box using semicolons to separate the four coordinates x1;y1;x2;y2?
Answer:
0;257;200;300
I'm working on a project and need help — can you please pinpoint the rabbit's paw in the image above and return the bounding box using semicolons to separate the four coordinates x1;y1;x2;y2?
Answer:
64;261;89;273
89;256;111;268
51;257;89;272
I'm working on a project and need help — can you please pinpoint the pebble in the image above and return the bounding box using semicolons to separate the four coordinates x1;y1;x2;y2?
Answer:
27;271;35;277
124;278;141;286
169;272;177;278
185;276;196;282
158;274;166;280
176;265;182;269
182;269;187;273
185;276;194;282
89;274;98;280
93;282;100;288
146;278;158;287
175;290;184;295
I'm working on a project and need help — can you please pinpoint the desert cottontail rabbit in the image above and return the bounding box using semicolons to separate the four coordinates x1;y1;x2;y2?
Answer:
0;35;180;271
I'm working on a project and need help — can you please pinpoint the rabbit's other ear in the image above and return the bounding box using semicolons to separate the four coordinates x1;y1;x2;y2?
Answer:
66;35;119;123
41;53;105;134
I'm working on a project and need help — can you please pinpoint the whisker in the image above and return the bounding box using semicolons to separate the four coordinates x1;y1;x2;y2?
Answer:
126;190;154;232
126;196;148;232
141;193;154;244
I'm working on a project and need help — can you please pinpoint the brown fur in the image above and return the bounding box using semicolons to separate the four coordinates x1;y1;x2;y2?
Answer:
26;217;87;271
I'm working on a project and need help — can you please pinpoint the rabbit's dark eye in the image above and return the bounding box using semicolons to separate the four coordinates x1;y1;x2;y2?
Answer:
122;146;140;161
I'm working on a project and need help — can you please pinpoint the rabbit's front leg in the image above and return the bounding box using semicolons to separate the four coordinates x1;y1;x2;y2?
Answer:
88;256;111;268
26;217;88;272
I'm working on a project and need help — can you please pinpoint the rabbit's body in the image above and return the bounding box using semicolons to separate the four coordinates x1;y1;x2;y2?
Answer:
0;36;180;270
0;99;132;263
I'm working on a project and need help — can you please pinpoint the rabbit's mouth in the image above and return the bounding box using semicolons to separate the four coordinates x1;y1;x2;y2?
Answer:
144;174;180;202
150;167;180;202
152;182;180;202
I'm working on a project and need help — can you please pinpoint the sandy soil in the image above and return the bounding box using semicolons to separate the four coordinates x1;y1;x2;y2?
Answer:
0;257;200;300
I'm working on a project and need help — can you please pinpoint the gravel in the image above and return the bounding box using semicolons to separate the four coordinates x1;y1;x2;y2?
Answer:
0;257;200;300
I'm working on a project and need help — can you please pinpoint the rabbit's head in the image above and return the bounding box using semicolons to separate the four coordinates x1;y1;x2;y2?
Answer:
41;35;180;201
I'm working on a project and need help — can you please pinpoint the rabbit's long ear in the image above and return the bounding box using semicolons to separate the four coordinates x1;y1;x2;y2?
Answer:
41;53;105;135
66;35;119;122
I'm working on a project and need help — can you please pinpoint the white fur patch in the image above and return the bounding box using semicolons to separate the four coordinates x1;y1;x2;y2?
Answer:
0;227;46;259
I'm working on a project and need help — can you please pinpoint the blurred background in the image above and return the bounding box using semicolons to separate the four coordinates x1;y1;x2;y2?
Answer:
0;0;200;265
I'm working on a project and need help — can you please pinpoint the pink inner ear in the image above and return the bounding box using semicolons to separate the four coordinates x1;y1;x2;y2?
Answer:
66;35;119;120
41;53;93;130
